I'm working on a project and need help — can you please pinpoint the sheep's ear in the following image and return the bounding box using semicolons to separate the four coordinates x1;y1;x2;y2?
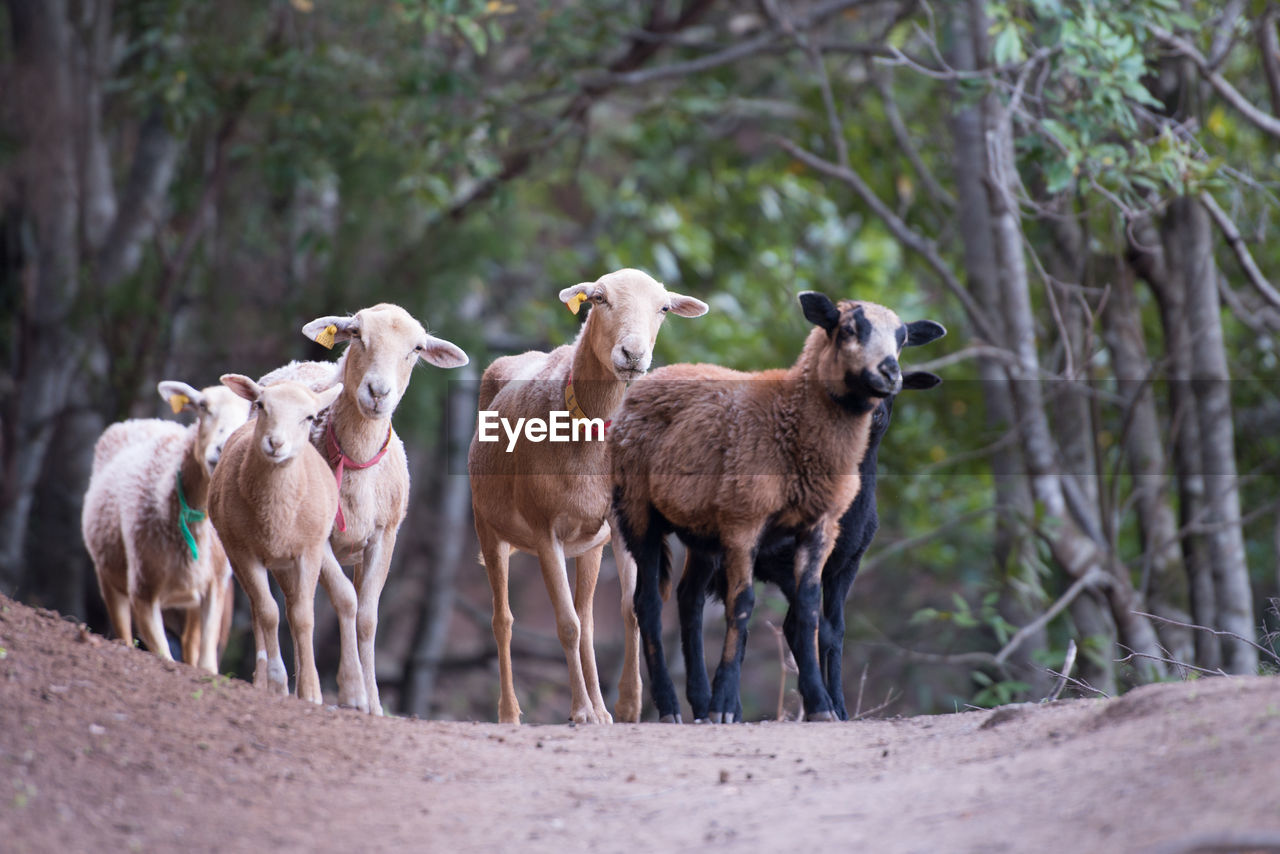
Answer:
901;370;942;390
558;282;597;316
798;291;840;332
905;320;946;347
666;293;709;318
302;315;360;350
314;383;344;411
220;373;263;403
157;381;204;414
417;334;469;369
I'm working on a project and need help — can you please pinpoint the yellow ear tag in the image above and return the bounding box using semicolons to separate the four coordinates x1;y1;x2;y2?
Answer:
169;394;189;415
567;292;589;315
316;324;338;349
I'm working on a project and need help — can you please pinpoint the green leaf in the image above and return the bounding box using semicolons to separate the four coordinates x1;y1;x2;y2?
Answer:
993;25;1025;66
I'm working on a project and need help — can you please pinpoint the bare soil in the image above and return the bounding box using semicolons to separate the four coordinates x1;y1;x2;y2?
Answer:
2;594;1279;854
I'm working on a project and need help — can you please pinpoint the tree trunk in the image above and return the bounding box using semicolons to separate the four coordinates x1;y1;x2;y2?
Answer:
947;3;1049;697
972;0;1165;680
1129;216;1220;670
0;0;84;594
1162;196;1257;674
1098;265;1194;664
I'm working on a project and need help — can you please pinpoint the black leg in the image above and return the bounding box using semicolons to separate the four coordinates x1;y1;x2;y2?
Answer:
632;523;681;723
677;549;714;722
708;583;755;722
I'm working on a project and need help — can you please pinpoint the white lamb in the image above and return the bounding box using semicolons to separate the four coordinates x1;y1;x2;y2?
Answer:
81;382;251;672
259;303;469;713
208;375;366;708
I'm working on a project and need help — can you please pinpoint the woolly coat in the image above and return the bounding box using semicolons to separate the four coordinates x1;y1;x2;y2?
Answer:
82;420;226;611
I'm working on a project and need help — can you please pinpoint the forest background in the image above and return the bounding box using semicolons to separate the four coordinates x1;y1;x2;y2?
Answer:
3;0;1279;722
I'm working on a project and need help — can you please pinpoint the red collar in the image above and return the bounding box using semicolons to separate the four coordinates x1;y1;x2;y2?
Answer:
325;421;392;532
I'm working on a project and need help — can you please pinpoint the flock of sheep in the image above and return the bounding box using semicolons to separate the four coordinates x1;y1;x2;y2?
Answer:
81;268;945;723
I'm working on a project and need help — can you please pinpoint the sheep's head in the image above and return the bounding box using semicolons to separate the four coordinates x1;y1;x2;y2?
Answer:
220;375;343;465
559;268;708;381
300;303;469;421
798;291;945;403
157;381;253;472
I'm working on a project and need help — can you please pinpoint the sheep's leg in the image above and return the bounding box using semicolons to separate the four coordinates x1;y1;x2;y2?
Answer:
610;529;643;723
100;581;133;649
820;555;863;721
319;545;368;712
134;597;175;662
237;557;287;694
477;520;520;724
708;536;755;724
574;545;613;724
216;570;235;660
631;518;681;723
677;549;715;722
536;539;598;725
180;607;201;668
792;524;838;722
280;553;322;704
352;525;397;716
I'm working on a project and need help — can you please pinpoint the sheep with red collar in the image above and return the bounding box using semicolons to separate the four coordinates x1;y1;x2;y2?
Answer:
259;303;469;714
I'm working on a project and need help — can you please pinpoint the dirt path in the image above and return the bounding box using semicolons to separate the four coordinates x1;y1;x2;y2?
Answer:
2;595;1278;853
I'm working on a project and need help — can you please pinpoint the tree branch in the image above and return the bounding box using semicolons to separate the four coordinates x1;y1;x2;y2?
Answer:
1149;23;1280;140
1199;191;1280;311
871;66;955;209
772;136;998;342
995;568;1109;665
1258;4;1280;117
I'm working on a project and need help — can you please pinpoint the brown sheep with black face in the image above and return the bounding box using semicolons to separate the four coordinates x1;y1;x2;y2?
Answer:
610;291;945;722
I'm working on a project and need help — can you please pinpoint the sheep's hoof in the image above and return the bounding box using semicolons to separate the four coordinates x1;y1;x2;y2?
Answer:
805;710;837;722
659;713;683;724
693;718;710;725
709;711;737;723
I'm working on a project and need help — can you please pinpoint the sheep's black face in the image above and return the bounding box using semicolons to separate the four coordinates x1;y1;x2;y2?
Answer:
833;302;906;399
799;291;947;406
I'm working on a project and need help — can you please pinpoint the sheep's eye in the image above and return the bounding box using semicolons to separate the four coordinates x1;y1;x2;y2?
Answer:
305;414;315;423
592;293;606;305
661;305;670;314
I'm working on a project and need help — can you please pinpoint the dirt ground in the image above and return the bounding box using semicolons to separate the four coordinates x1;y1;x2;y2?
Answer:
2;594;1280;854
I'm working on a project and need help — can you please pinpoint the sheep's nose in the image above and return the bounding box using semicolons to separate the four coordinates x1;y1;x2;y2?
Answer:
266;435;282;451
620;345;641;365
878;356;900;382
367;380;390;400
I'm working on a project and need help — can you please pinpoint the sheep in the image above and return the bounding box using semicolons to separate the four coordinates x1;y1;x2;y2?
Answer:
260;303;469;714
610;291;945;722
676;368;943;723
81;381;251;672
208;375;367;709
467;268;708;724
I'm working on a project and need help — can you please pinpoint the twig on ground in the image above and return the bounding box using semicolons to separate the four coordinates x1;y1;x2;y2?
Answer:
1132;610;1280;665
1046;639;1078;702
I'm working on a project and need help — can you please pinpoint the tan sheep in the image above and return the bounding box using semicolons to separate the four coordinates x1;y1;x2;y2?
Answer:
261;303;469;714
468;268;707;724
208;376;367;708
81;382;250;672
